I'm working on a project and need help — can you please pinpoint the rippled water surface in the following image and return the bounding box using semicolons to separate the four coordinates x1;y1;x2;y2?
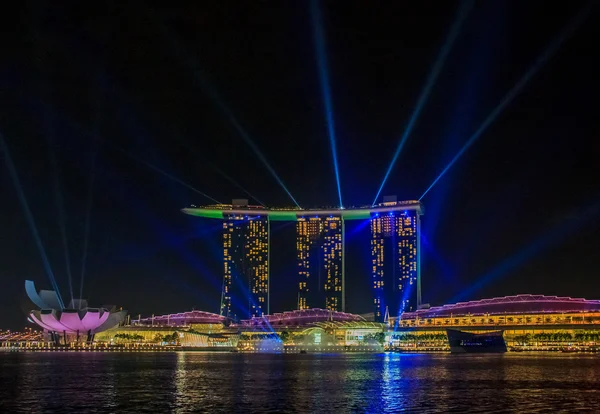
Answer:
1;352;599;413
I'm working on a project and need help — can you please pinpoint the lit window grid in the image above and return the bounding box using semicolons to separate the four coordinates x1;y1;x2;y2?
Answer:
370;211;419;319
296;216;343;312
221;216;269;319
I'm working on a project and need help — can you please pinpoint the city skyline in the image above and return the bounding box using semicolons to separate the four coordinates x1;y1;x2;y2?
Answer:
0;1;598;330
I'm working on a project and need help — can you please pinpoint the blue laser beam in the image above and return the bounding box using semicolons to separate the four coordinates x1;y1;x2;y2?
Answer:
37;91;74;303
106;177;223;306
15;89;223;209
47;136;74;305
209;161;266;207
223;111;300;207
372;0;474;206
103;81;266;207
424;1;504;236
451;198;600;303
80;70;105;307
79;142;98;307
420;2;594;201
113;146;221;204
0;130;65;308
176;138;266;206
310;0;343;208
146;9;300;207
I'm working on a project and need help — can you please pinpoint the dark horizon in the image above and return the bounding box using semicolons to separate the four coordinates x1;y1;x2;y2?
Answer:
1;1;599;330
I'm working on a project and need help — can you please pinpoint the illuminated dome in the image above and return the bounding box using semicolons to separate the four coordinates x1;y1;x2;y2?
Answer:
134;310;227;326
25;280;126;335
240;308;364;327
402;294;600;319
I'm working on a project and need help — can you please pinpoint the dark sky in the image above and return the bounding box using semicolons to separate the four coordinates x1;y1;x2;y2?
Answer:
1;1;598;329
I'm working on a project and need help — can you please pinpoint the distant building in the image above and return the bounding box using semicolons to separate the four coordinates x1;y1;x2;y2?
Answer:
389;294;600;352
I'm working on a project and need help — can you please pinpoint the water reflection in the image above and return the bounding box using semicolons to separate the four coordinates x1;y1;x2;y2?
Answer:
1;352;600;413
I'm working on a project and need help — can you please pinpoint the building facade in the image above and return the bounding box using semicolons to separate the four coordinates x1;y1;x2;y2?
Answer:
296;216;344;311
370;207;420;322
185;198;422;319
222;214;269;320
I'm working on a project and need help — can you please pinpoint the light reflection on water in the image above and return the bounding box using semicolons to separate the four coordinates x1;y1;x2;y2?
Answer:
1;352;599;413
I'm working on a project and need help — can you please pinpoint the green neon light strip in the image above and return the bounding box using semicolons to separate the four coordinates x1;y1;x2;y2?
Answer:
269;211;299;221
181;208;224;219
182;207;416;221
341;210;372;220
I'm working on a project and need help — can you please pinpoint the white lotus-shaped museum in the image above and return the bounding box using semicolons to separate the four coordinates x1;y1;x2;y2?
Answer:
25;280;126;336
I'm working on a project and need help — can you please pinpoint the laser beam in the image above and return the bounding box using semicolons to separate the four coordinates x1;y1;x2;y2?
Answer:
0;130;65;308
310;0;343;208
451;198;600;303
79;69;106;307
36;87;75;303
372;0;474;206
176;138;266;206
222;112;300;207
206;159;266;207
146;8;300;207
47;135;74;305
113;146;221;204
79;142;98;307
420;2;594;201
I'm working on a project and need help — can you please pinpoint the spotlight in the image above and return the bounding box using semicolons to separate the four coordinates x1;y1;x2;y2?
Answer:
114;147;220;203
0;130;65;308
372;0;474;206
147;10;300;208
419;2;593;200
311;0;343;208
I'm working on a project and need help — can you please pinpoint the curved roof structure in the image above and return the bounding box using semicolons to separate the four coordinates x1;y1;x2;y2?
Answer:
25;280;63;310
402;295;600;319
182;200;423;221
135;310;227;326
29;309;126;334
239;308;365;326
25;280;127;334
313;321;385;329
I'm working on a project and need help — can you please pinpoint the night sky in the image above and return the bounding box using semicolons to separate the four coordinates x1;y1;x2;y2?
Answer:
1;1;598;329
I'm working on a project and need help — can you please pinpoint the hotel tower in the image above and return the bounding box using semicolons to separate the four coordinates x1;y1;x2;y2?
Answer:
183;197;422;322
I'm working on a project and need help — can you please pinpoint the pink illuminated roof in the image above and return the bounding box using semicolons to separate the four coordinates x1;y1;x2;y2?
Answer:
29;309;119;334
135;310;226;326
402;294;600;319
239;308;364;326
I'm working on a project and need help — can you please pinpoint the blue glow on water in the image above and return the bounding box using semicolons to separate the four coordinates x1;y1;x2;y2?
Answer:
310;0;343;208
0;130;65;308
420;2;593;201
372;0;474;206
